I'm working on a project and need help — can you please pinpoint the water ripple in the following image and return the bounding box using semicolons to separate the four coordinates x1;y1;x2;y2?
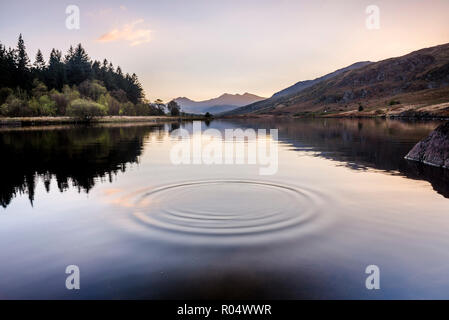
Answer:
131;180;327;237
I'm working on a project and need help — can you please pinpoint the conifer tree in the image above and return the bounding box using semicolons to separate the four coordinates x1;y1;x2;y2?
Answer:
16;34;31;89
33;49;46;71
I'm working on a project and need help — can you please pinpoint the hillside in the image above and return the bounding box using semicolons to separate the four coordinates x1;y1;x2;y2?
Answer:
227;43;449;117
271;61;372;99
175;93;265;114
225;61;371;115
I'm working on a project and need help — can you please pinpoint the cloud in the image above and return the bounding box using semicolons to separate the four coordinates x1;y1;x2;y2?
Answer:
98;19;151;46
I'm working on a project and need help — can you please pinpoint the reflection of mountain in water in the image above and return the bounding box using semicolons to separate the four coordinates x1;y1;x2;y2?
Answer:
230;118;449;198
0;125;163;208
2;119;448;208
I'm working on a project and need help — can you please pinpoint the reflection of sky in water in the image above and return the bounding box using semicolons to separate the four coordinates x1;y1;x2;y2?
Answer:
0;119;449;299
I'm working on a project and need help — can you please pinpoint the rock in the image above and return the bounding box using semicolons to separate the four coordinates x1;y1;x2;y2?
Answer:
405;122;449;168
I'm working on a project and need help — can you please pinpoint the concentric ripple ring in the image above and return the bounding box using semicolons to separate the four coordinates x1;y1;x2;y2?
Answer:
132;180;323;236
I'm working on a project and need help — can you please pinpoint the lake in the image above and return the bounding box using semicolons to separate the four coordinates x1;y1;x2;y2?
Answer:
1;118;449;299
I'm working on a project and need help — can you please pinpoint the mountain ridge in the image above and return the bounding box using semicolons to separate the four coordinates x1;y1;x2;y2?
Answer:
271;61;372;99
226;42;449;117
174;92;265;114
225;61;372;115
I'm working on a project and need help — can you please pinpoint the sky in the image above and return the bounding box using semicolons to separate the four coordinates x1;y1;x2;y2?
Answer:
1;0;449;102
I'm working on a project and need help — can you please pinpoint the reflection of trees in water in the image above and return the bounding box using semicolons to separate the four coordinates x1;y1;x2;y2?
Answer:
0;125;164;208
2;119;448;208
232;118;449;198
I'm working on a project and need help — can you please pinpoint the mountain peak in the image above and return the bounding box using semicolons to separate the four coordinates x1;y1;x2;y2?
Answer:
174;92;266;114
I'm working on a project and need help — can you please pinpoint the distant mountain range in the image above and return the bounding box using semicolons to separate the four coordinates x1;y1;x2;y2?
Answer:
225;43;449;117
174;93;265;114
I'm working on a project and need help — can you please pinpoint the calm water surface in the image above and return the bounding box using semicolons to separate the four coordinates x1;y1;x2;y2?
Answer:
1;118;449;299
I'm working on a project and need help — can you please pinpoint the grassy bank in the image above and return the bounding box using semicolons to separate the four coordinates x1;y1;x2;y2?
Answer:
219;102;449;121
0;115;209;127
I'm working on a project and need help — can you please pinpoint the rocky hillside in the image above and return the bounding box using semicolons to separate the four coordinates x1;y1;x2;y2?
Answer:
225;61;371;116
271;61;371;99
227;43;449;117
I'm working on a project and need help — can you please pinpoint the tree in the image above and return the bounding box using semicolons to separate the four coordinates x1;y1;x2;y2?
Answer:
0;87;13;105
31;79;48;98
0;34;148;117
33;49;46;71
110;89;128;103
124;73;143;104
65;44;91;85
78;80;107;101
16;34;30;72
32;49;46;82
16;34;31;89
0;43;17;89
90;60;101;80
47;49;65;90
167;100;180;116
148;103;165;115
154;99;165;114
68;98;106;121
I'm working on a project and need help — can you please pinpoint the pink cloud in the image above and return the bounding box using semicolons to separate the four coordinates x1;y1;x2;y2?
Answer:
97;19;151;46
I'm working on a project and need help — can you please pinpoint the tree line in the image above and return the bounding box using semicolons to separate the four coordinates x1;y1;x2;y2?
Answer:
0;34;180;118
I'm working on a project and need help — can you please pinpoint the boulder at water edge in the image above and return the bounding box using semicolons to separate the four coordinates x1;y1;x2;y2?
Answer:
405;122;449;169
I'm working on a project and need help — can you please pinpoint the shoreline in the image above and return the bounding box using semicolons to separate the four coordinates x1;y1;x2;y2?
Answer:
219;101;449;121
0;115;209;127
219;114;449;121
1;113;448;128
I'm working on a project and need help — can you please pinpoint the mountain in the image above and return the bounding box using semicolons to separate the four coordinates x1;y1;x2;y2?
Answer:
271;61;372;99
226;43;449;117
224;62;371;115
174;93;265;114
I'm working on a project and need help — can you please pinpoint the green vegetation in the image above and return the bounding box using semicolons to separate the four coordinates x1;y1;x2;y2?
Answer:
67;99;106;121
0;34;173;119
167;100;180;116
